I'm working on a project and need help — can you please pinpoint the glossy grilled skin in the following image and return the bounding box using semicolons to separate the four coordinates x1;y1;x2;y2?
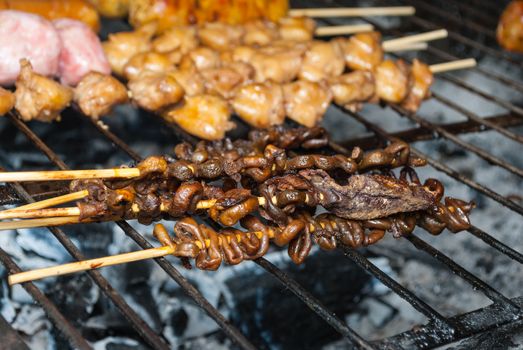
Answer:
0;86;14;116
497;0;523;52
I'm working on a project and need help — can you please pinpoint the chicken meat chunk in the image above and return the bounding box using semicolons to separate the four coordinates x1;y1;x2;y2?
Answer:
14;59;73;122
497;0;523;52
328;70;375;107
169;67;206;97
0;87;14;116
283;80;332;127
341;32;383;71
179;47;221;71
401;59;433;112
251;43;306;83
74;72;128;120
198;22;245;51
375;59;410;104
232;82;285;128
299;40;345;82
243;20;280;46
128;70;184;111
164;94;234;140
123;52;173;81
102;24;155;76
152;26;199;55
278;16;316;42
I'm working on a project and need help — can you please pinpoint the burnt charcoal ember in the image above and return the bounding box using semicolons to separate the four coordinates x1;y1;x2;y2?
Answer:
300;169;436;220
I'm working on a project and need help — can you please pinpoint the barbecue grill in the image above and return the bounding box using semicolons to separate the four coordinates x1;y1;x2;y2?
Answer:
1;0;522;349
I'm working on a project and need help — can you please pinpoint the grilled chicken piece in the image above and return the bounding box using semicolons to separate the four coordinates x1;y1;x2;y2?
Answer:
102;24;155;76
283;80;332;127
74;72;128;119
164;94;234;140
232;82;285;128
243;20;280;46
231;45;257;63
128;70;184;111
200;67;247;99
299;40;345;82
251;43;306;83
198;22;245;51
401;59;433;112
123;52;173;81
169;67;206;97
341;31;383;71
14;59;73;122
375;59;410;104
0;87;14;116
179;47;221;71
329;71;375;109
278;16;316;42
152;26;199;55
497;0;523;52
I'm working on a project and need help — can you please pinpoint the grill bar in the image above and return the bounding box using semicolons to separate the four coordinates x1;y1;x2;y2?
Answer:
254;258;374;349
444;0;499;26
0;247;92;350
342;248;453;327
391;106;523;178
466;226;523;264
0;315;30;350
6;117;172;350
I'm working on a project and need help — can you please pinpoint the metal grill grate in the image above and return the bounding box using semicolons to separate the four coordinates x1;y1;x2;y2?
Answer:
0;0;522;348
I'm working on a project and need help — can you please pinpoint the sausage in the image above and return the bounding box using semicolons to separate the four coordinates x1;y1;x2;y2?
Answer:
0;0;100;32
53;19;110;86
0;10;62;86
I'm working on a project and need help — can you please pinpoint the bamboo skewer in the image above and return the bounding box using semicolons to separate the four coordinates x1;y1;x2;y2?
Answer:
290;6;416;18
385;42;428;52
315;23;374;36
2;190;89;213
429;58;477;73
0;168;140;183
0;216;82;231
8;225;285;285
382;29;448;51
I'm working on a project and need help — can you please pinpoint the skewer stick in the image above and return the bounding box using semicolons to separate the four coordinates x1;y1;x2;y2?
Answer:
290;6;416;17
8;227;285;285
385;42;428;52
0;168;140;183
382;29;448;51
0;216;82;231
2;190;89;213
429;58;477;73
315;24;374;36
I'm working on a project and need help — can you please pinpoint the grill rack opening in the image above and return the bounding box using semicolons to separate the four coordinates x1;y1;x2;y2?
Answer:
0;0;522;348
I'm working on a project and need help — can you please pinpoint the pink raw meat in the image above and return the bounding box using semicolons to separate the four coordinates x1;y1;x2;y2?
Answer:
54;18;110;86
0;10;62;86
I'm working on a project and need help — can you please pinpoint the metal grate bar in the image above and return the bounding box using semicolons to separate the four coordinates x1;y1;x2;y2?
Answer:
405;234;520;309
391;105;523;178
341;247;453;327
466;226;523;264
0;315;30;350
443;0;499;26
254;258;374;350
6;116;172;350
462;0;505;15
404;0;497;40
88;115;373;349
0;247;92;350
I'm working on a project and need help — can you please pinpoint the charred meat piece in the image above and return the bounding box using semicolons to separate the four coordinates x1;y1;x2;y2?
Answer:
128;70;184;111
74;72;128;120
14;59;73;122
497;0;523;52
300;169;436;220
341;31;383;71
232;82;285;128
283;80;332;127
164;94;234;140
0;87;15;116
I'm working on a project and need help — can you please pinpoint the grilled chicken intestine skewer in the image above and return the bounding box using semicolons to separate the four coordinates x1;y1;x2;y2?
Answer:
8;175;474;285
